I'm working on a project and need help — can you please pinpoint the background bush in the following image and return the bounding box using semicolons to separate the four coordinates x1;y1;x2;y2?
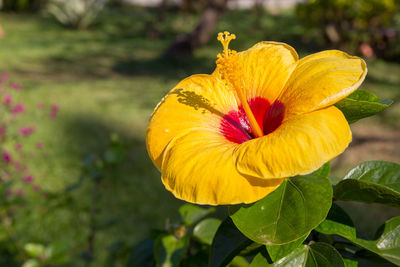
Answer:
1;0;47;12
296;0;400;59
46;0;107;29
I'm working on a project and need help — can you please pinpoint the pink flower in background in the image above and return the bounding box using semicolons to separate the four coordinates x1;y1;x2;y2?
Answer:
0;75;51;200
6;188;13;196
0;76;52;199
37;103;45;110
360;43;374;58
3;151;12;163
13;161;22;171
15;143;22;150
16;189;23;196
33;184;41;192
4;94;12;105
10;82;22;90
19;126;36;136
12;103;25;115
22;175;34;183
0;72;10;84
50;104;59;119
36;142;43;150
22;165;29;173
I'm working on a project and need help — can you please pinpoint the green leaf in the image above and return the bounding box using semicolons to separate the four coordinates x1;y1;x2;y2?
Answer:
266;232;309;262
229;256;250;267
306;243;345;267
250;243;345;266
343;161;400;190
193;218;221;245
335;89;391;124
154;234;187;267
354;216;400;265
334;161;400;207
343;258;358;267
302;162;331;179
315;203;356;239
249;252;271;267
229;175;332;245
178;204;215;226
240;242;263;256
209;217;253;267
316;211;400;266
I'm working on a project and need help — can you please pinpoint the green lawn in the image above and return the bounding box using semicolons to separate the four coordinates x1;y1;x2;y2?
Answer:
0;6;399;265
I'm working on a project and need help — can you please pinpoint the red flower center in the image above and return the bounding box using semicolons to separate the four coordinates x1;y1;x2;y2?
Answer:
220;97;285;144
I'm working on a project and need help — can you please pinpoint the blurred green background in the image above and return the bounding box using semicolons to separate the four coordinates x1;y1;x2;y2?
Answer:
0;0;399;265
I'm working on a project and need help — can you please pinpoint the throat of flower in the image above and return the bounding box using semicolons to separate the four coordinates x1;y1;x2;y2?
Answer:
216;32;263;138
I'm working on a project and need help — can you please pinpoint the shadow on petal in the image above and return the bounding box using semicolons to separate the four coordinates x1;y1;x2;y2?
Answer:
169;88;225;117
243;173;285;188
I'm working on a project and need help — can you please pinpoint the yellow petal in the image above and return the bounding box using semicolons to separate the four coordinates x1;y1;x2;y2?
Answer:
279;50;367;116
234;106;351;179
146;74;238;169
214;41;298;102
161;129;284;205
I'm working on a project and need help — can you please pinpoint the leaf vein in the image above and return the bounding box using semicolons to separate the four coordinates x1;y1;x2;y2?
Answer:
289;179;307;226
272;181;288;241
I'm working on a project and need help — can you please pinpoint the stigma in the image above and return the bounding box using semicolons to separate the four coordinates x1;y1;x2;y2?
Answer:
216;32;264;138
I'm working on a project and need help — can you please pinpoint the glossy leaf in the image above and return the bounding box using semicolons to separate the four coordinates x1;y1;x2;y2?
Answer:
178;204;215;225
354;216;400;265
250;243;344;266
343;258;358;267
306;243;346;267
249;252;272;267
316;212;400;265
154;234;187;267
335;89;391;124
343;161;400;189
209;217;253;267
301;162;331;179
240;242;263;256
266;232;309;262
193;218;221;245
334;161;400;207
229;175;332;245
315;203;356;239
230;256;250;267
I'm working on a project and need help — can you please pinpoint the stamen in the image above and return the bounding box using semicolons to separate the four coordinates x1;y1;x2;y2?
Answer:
216;32;263;138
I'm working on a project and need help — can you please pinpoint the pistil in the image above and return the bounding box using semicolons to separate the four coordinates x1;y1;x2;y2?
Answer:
216;32;263;138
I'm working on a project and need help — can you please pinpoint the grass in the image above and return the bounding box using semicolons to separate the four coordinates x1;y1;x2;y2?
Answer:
0;5;399;265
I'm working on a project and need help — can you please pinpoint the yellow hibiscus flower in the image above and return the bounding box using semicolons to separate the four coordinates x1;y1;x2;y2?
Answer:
146;32;367;206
